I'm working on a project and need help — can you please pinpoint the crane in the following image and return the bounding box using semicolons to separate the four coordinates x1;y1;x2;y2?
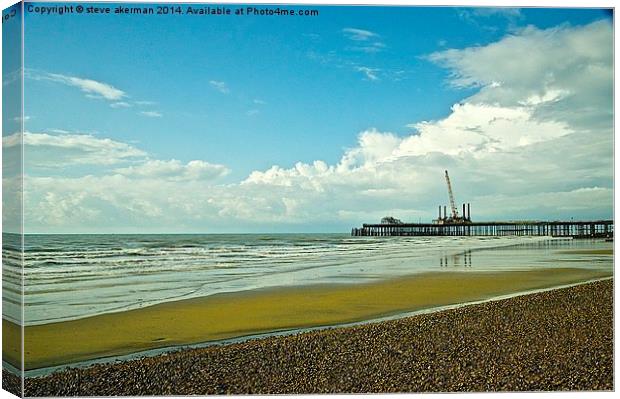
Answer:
434;170;471;225
444;170;459;219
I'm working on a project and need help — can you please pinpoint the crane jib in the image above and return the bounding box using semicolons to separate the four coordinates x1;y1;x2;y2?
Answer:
444;170;459;219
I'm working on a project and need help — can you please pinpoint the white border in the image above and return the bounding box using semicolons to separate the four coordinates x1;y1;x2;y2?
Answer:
0;1;616;399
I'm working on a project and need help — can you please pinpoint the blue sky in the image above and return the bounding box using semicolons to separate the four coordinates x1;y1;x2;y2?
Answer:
2;3;614;233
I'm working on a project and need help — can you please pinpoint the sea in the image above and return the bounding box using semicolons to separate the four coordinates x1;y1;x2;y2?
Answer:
1;233;613;326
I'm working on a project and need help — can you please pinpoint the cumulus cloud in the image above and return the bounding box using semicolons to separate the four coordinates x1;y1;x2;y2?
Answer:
114;159;230;181
401;103;572;156
432;21;613;134
427;21;612;93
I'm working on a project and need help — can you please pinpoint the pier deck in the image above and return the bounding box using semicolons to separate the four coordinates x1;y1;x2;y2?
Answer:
351;220;613;238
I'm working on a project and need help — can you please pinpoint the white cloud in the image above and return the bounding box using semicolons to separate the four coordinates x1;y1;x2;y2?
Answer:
2;133;21;148
472;187;613;218
336;129;401;170
428;20;613;136
110;102;132;108
351;42;386;54
459;7;522;20
427;21;612;92
134;100;156;106
401;102;572;156
209;80;230;94
3;132;146;167
114;159;229;181
246;109;260;116
22;174;230;231
27;71;159;109
343;28;385;53
2;176;22;232
3;68;22;87
140;111;163;118
355;66;380;81
342;28;378;41
41;72;126;100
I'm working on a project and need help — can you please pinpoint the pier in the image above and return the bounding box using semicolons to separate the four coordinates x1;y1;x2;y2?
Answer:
351;220;614;238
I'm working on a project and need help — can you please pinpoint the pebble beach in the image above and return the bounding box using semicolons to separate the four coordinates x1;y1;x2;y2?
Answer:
19;278;613;395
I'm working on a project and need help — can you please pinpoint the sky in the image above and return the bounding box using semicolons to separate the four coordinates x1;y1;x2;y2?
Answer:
1;2;614;233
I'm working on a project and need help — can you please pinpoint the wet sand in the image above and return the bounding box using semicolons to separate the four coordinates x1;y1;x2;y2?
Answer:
23;278;613;395
5;266;611;370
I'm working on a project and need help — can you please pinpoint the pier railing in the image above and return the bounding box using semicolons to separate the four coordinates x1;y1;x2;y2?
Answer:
351;220;613;238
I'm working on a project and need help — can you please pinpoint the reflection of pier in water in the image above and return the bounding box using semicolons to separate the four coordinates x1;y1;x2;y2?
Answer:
439;250;473;268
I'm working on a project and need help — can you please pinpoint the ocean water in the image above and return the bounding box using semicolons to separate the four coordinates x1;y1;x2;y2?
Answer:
1;233;613;326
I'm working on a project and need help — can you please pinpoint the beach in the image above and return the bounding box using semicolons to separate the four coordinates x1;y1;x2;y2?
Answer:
22;278;613;395
5;266;611;370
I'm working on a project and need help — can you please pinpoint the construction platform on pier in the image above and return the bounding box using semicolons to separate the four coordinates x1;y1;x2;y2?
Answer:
351;220;613;238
